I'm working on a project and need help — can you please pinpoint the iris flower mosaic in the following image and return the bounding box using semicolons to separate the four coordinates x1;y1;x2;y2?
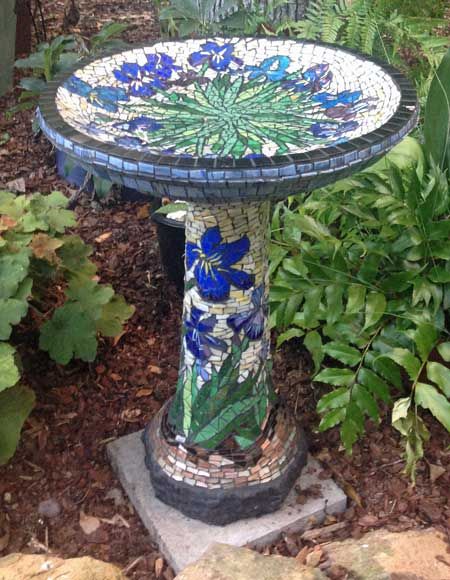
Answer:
56;38;393;159
186;226;254;302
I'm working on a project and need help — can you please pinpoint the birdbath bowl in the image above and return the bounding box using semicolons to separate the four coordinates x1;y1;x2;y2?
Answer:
38;37;418;525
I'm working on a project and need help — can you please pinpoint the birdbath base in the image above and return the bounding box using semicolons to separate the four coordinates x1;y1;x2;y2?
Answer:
143;199;307;525
143;402;307;525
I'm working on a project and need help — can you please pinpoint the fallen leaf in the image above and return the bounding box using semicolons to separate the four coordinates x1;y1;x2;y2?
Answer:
105;488;125;507
149;365;162;375
136;388;153;398
95;231;112;243
136;204;150;220
79;510;101;535
6;177;26;192
155;557;164;578
429;463;446;484
121;408;142;423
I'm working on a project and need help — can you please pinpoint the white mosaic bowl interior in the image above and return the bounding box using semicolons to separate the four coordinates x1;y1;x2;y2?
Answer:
55;37;401;158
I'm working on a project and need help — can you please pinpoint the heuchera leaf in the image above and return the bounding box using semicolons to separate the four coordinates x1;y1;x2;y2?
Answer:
0;248;30;299
65;277;114;320
0;384;35;465
39;302;98;364
95;295;135;337
0;343;20;392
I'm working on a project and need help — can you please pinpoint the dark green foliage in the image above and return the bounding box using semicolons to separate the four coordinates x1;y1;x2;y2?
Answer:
169;339;274;449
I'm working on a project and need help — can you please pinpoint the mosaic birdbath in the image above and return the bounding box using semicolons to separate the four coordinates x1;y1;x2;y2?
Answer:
38;37;418;525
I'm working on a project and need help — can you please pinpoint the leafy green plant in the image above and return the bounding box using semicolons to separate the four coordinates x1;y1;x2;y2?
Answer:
277;0;449;102
158;0;289;36
270;141;450;478
270;53;450;477
12;22;129;118
0;190;134;463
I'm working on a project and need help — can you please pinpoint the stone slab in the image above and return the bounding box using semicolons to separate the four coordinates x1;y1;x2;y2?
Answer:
108;430;347;573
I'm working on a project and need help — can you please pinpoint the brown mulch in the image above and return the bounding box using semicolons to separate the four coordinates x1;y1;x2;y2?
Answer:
0;2;449;579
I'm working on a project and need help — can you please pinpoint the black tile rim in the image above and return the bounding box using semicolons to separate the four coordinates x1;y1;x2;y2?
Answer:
38;36;419;183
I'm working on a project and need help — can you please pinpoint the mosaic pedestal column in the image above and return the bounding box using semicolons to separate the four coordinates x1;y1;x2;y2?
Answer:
143;201;307;525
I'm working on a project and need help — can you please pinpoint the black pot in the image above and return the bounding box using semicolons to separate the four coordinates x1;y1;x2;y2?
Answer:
151;210;186;293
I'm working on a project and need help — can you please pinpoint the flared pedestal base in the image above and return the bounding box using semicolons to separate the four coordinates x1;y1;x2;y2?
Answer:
143;401;308;525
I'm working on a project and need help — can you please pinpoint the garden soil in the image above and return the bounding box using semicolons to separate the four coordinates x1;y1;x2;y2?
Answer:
0;1;449;578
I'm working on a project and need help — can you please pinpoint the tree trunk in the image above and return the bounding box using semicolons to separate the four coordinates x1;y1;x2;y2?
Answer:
206;0;309;24
0;0;17;97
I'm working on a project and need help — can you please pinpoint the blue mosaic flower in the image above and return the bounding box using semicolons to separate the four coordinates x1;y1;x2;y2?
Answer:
312;90;362;109
246;56;291;82
185;307;227;360
114;53;180;97
186;227;254;302
64;75;129;112
227;285;267;340
114;116;162;132
189;41;243;72
195;360;210;381
310;120;358;139
283;63;332;93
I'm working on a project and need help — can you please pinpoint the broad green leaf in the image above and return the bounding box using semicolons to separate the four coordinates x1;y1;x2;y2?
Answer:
317;386;350;413
325;284;344;324
437;342;450;362
315;367;355;387
0;298;29;340
413;322;438;362
391;396;411;430
284;292;303;327
39;303;98;364
427;362;450;398
303;286;322;327
353;384;379;422
381;348;421;381
358;367;390;402
304;330;323;374
323;341;361;366
276;327;304;348
346;285;366;314
95;295;135;337
428;266;450;284
364;292;386;329
0;384;35;465
424;47;450;170
415;382;450;431
286;212;332;241
0;248;30;299
268;243;288;275
57;235;96;277
318;407;345;431
0;343;20;392
65;278;114;320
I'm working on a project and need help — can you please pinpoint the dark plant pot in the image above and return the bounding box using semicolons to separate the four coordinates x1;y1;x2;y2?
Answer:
56;148;93;190
121;186;153;202
151;210;186;293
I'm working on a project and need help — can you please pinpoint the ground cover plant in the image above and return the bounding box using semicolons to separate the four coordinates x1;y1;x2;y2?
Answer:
0;191;134;464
